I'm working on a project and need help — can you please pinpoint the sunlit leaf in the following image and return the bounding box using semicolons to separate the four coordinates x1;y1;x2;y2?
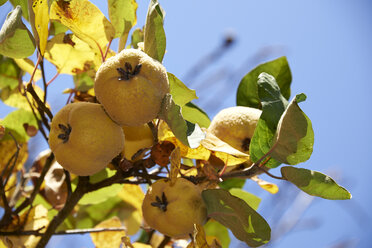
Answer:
14;58;41;81
44;33;97;74
49;21;68;36
182;102;211;128
250;72;288;168
201;132;250;166
250;176;279;194
0;172;17;208
0;55;21;90
1;84;45;111
49;0;115;55
0;6;36;58
281;166;351;200
0;205;49;248
237;56;291;108
229;188;261;210
270;94;314;165
144;0;166;62
0;139;28;173
131;28;144;49
108;0;138;51
9;0;29;20
170;146;181;185
168;72;197;106
158;93;205;148
188;224;211;248
158;121;210;161
78;168;123;205
0;109;38;142
30;0;49;55
90;216;126;248
202;189;271;247
73;71;95;91
117;184;144;211
204;220;230;248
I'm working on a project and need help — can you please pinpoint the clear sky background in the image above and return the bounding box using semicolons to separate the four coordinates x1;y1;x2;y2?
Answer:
1;0;372;247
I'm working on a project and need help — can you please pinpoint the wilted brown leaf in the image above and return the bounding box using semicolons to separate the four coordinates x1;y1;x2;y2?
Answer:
151;141;175;166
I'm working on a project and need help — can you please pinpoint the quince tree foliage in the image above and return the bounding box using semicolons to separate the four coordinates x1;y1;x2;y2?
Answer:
0;0;351;247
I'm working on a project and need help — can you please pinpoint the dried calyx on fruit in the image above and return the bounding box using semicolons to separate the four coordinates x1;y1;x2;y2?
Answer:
94;49;169;126
142;178;207;238
48;102;125;176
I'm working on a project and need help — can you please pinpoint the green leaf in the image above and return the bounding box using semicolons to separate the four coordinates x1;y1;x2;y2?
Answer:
270;94;314;164
219;178;246;190
0;0;7;6
182;102;210;128
0;6;36;59
237;56;292;108
130;28;144;49
9;0;29;21
204;220;231;248
73;71;95;91
168;72;197;106
158;94;205;148
250;72;288;168
49;21;69;36
202;189;271;247
78;168;123;205
0;85;44;111
229;188;261;211
108;0;138;38
0;55;20;90
281;166;352;200
144;0;166;62
0;109;38;142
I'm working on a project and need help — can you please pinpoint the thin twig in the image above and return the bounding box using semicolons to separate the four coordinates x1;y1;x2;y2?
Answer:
103;39;113;62
157;235;171;248
39;58;48;104
26;83;53;121
46;72;60;86
0;227;126;236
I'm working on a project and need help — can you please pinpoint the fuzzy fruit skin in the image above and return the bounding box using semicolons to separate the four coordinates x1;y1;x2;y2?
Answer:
142;178;207;238
208;106;262;153
94;49;169;126
122;124;154;161
48;102;125;176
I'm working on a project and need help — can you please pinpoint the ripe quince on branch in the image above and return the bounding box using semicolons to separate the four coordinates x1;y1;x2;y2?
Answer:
94;48;169;126
48;102;125;176
142;178;207;238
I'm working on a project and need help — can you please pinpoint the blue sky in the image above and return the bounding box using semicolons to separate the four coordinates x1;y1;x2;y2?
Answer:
1;0;372;247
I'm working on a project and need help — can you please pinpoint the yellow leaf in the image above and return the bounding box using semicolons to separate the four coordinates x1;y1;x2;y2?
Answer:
117;184;144;235
44;33;98;74
132;242;152;248
0;205;49;248
14;58;41;82
0;140;28;174
91;216;126;248
49;0;115;56
251;176;279;194
1;84;46;111
0;173;17;208
170;146;181;185
158;121;210;161
188;224;210;248
31;0;49;55
201;132;250;166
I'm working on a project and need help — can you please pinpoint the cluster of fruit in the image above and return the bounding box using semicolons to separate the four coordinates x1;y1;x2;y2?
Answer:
48;48;261;238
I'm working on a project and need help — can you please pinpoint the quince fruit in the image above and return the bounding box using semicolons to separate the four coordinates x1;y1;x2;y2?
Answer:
207;106;261;154
122;124;154;161
48;102;125;176
94;49;169;126
142;178;207;238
